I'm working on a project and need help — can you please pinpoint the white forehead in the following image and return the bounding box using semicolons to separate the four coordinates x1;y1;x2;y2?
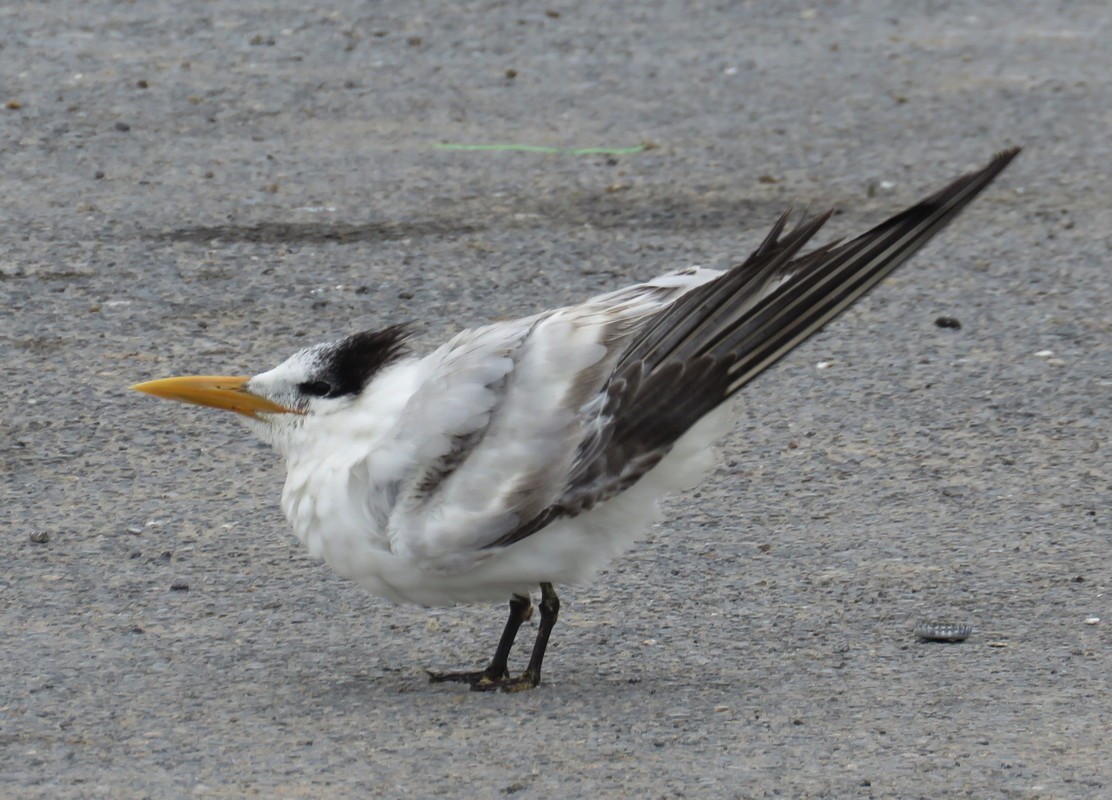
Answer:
248;344;327;392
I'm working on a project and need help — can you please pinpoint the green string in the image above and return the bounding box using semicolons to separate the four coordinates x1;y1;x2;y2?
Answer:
433;143;649;155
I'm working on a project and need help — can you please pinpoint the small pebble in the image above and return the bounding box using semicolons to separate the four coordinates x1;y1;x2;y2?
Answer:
170;581;190;591
136;79;149;88
867;179;897;197
114;121;131;132
94;170;105;179
29;531;50;544
914;622;972;642
1084;617;1099;625
934;316;962;329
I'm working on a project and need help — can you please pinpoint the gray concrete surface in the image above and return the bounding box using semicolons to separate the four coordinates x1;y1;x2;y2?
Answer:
2;1;1109;797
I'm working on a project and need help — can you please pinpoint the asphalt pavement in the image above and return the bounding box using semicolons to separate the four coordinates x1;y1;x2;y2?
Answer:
2;1;1109;797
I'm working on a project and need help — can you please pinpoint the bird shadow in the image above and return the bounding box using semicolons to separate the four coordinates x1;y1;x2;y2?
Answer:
147;191;794;245
151;219;485;245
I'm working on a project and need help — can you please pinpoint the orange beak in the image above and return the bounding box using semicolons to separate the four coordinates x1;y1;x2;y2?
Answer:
130;376;298;419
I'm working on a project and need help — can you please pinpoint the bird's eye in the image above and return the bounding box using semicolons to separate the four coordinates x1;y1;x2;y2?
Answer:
299;380;333;398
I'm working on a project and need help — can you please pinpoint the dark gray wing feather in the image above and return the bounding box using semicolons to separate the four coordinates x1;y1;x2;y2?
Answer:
488;148;1020;548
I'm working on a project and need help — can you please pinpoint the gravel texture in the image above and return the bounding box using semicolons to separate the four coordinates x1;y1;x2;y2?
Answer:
2;1;1109;798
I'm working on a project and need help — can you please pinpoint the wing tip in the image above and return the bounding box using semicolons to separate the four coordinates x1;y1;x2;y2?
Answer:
980;144;1022;182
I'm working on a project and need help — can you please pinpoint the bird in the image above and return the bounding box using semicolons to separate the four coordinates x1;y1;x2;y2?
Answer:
133;147;1019;692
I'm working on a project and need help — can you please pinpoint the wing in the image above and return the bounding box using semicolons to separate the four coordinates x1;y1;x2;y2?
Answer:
487;147;1021;547
380;271;716;564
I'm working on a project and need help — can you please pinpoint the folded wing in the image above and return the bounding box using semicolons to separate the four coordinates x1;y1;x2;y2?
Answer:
382;273;716;564
488;147;1021;547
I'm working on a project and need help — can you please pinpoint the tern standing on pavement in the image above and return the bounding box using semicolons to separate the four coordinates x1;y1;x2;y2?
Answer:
135;148;1019;691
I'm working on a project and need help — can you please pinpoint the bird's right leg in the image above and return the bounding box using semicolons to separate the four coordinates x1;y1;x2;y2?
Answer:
427;593;533;685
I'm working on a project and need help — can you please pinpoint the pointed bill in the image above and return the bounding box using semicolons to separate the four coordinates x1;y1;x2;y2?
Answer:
131;376;297;418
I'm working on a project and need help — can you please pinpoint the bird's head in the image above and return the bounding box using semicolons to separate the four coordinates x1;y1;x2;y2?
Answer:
132;325;410;453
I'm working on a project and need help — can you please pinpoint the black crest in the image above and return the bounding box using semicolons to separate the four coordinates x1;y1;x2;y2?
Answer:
304;324;411;399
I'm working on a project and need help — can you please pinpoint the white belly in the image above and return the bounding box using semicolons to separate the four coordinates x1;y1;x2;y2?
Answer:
281;406;733;607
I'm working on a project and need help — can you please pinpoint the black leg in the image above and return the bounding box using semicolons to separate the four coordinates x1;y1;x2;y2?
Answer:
485;593;534;680
428;593;533;685
473;582;560;693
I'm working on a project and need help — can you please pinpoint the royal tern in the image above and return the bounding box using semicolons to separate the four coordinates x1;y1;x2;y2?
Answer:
134;148;1019;691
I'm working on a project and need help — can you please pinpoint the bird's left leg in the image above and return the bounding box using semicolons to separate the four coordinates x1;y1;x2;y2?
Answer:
427;593;533;685
472;582;560;693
